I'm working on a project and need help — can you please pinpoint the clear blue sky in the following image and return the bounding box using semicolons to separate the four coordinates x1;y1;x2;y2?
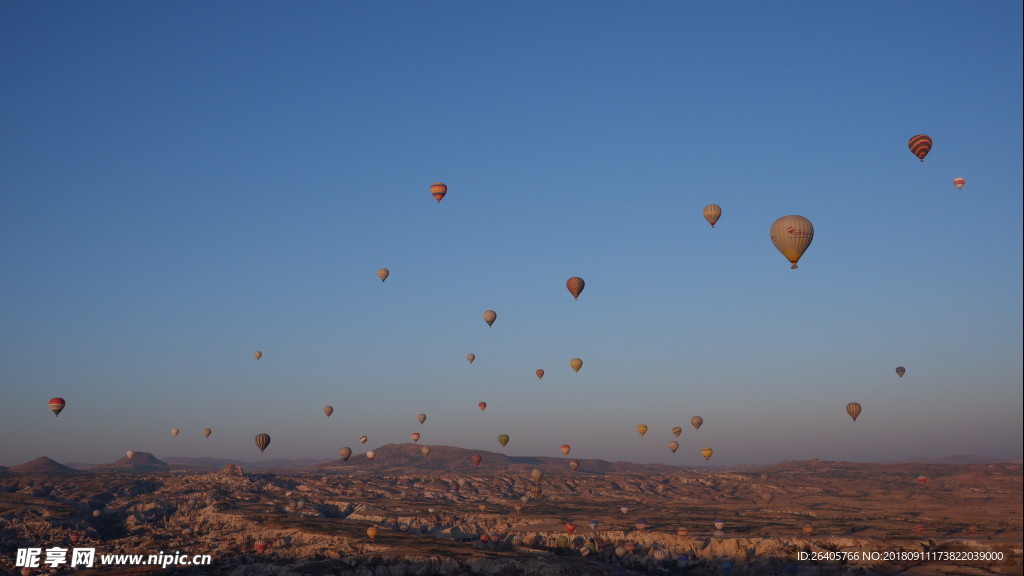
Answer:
2;1;1021;466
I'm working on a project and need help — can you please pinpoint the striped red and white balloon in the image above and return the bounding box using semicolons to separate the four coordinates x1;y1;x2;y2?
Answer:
953;177;965;190
908;134;932;161
49;397;66;417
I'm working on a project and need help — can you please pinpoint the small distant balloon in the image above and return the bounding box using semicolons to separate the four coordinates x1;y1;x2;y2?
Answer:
171;428;179;437
339;447;352;461
770;215;814;269
701;447;714;461
471;454;482;466
569;459;580;471
254;539;268;554
467;353;476;364
359;435;368;444
536;369;545;380
846;402;862;422
896;366;906;378
366;526;379;540
49;397;66;417
416;413;426;425
421;446;430;456
377;268;389;282
126;450;135;460
560;444;571;457
916;475;928;486
566;276;585;300
703;204;722;228
478;401;487;411
672;426;682;437
570;358;583;373
430;182;447;203
203;428;212;438
323;405;334;417
953;177;965;190
254;351;262;361
254;433;271;453
691;416;703;430
498;434;509;447
483;310;496;326
668;440;679;453
411;432;420;443
366;450;375;461
636;424;648;437
908;134;932;161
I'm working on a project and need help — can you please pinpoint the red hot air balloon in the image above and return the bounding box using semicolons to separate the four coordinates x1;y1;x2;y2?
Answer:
478;401;487;411
254;539;268;554
536;369;545;380
953;177;965;190
566;277;585;300
916;475;927;486
560;444;571;457
49;397;66;417
411;432;420;443
471;454;482;466
430;183;447;203
565;522;576;534
908;134;932;162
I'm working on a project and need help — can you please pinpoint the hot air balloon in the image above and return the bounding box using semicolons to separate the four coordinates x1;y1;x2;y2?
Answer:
703;204;722;228
701;447;714;461
691;416;703;430
566;277;585;300
411;432;421;443
254;433;271;452
498;434;509;447
668;440;679;453
636;424;648;437
916;475;927;486
126;450;135;460
560;444;571;457
570;358;583;373
589;519;599;531
339;447;352;461
953;177;965;190
254;351;262;360
323;406;334;418
564;522;575;534
530;468;544;482
770;215;814;269
366;526;379;540
377;268;389;282
421;446;430;456
635;518;648;532
430;182;447;203
615;546;627;558
478;401;487;411
467;353;476;364
49;397;65;417
530;484;542;498
620;506;630;514
714;519;726;530
802;524;814;537
416;413;426;425
359;435;368;445
569;459;580;471
203;428;212;438
846;402;862;422
896;366;906;378
254;539;268;553
536;369;545;380
69;531;81;544
908;134;932;161
471;454;482;466
483;310;496;326
366;450;375;461
672;426;682;437
676;528;689;537
171;428;179;437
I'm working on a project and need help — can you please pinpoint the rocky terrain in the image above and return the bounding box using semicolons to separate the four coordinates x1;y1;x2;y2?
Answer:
0;445;1020;575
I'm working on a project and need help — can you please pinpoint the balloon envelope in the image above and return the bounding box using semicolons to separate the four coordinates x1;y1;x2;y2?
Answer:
126;450;135;460
908;134;932;161
896;366;906;378
536;369;545;380
421;446;430;456
701;447;714;461
636;424;648;437
49;397;66;417
430;182;447;203
467;353;475;364
411;432;420;443
366;526;378;539
560;444;571;456
846;402;862;421
570;358;583;373
703;204;722;228
569;459;580;471
483;310;496;326
498;434;509;447
478;401;487;410
691;416;703;430
254;350;262;360
953;177;965;190
377;268;389;282
668;440;679;453
171;428;179;437
359;435;368;444
254;433;271;453
366;450;375;460
770;215;814;269
672;426;682;437
203;428;212;438
339;447;352;461
471;454;482;465
416;413;426;424
323;406;333;417
566;276;585;300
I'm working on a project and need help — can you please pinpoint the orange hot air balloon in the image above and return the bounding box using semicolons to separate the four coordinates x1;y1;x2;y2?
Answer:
703;204;722;228
896;366;906;378
430;182;447;203
411;432;420;443
953;177;965;190
366;526;378;540
691;416;703;430
254;433;271;452
377;268;389;282
254;350;262;360
701;447;714;461
560;444;571;457
49;397;66;417
636;424;648;437
565;522;576;534
171;428;179;437
770;215;814;269
846;402;862;421
323;405;334;417
203;428;212;438
570;358;583;373
566;276;585;300
802;524;814;537
536;369;545;380
478;401;487;411
483;310;496;326
467;353;475;364
471;454;482;466
908;134;932;161
339;447;352;461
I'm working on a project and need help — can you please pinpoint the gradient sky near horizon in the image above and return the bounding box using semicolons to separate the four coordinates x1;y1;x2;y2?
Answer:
2;2;1021;467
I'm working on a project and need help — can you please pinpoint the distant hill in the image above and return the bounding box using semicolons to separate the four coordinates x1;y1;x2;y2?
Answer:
91;452;171;473
162;456;332;472
9;456;82;475
880;454;1016;465
308;443;685;475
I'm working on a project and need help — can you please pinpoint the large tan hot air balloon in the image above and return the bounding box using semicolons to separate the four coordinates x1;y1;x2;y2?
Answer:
530;468;544;482
339;447;352;461
483;310;496;326
636;424;648;437
846;402;862;422
566;277;585;300
691;416;703;430
953;177;965;190
570;358;583;373
770;215;814;269
254;433;271;453
701;447;714;461
254;350;262;361
430;183;447;203
703;204;722;228
908;134;932;161
377;268;389;282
